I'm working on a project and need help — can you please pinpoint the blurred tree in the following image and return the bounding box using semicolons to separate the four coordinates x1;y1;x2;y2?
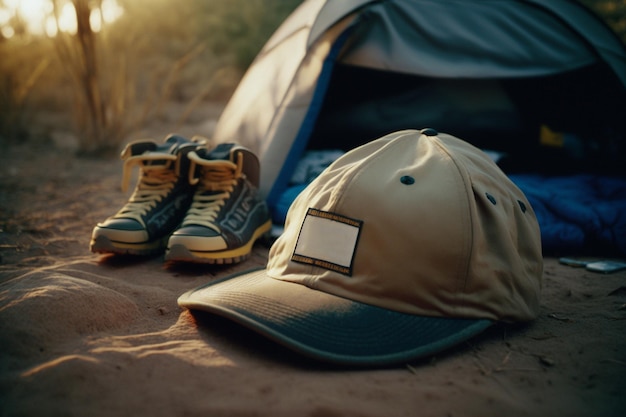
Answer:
54;0;301;154
73;0;105;149
51;0;121;154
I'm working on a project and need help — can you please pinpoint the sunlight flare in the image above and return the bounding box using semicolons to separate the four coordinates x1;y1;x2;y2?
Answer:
0;0;124;38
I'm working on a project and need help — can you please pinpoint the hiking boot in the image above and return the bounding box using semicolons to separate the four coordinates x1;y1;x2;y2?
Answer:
165;143;271;264
90;134;203;256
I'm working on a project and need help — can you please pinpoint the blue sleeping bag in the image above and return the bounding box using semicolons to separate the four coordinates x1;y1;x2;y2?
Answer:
509;174;626;256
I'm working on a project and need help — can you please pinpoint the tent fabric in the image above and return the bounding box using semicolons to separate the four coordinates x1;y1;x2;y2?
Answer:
212;0;626;220
308;1;626;84
338;0;598;77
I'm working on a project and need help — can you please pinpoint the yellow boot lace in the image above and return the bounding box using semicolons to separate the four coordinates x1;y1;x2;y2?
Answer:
182;150;244;232
114;152;179;226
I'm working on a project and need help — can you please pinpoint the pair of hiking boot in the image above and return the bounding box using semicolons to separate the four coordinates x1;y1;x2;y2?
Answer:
89;134;271;264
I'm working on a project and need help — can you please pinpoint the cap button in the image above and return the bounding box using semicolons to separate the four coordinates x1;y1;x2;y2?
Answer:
421;128;438;136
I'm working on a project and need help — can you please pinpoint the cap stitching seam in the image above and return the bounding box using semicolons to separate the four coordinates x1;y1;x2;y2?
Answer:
429;136;474;306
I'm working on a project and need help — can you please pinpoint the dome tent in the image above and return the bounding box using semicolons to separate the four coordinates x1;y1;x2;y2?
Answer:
211;0;626;222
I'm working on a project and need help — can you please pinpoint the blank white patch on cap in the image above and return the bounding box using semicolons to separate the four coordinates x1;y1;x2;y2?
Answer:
292;208;363;276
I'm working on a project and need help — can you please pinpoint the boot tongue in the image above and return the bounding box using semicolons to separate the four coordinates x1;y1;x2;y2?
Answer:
202;143;260;187
142;135;193;167
205;143;236;162
160;134;191;154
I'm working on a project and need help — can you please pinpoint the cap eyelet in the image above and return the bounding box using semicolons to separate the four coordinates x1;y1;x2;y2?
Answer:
400;175;415;185
486;193;497;205
518;200;527;213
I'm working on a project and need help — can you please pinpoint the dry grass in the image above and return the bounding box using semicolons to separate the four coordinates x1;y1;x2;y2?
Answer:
0;0;301;156
0;55;49;142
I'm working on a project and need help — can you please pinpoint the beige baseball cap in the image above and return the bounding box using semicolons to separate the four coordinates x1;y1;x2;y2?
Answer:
178;129;543;366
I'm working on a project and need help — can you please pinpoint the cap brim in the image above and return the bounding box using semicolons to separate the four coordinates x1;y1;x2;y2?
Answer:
178;269;492;366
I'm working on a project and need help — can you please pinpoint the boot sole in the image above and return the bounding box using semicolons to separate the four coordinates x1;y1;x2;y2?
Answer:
164;220;272;264
90;235;168;256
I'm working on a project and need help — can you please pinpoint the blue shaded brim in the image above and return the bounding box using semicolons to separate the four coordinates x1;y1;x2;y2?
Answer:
178;268;492;366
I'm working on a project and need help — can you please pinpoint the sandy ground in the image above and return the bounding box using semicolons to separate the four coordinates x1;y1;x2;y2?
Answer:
1;121;626;417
